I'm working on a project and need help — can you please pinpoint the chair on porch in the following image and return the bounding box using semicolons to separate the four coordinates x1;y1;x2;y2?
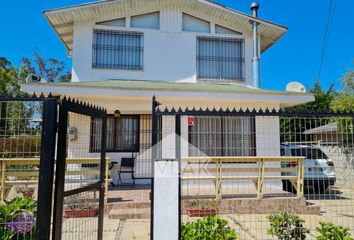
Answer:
110;153;136;185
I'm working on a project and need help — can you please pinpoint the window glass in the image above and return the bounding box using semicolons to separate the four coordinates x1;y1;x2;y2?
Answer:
90;115;140;152
215;25;242;35
290;148;328;159
182;13;210;33
131;12;160;29
197;37;244;81
96;18;126;27
189;117;255;156
92;29;143;70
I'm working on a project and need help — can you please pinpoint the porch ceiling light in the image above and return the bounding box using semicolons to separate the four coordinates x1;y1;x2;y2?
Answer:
114;110;121;118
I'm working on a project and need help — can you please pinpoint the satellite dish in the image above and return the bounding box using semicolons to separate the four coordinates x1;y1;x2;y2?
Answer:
286;82;306;93
26;74;47;84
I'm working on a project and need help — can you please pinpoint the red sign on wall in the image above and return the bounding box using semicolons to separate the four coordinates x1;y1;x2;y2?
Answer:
188;116;195;126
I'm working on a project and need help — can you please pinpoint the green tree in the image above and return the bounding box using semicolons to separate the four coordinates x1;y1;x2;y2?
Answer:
0;57;28;96
331;64;354;139
280;81;337;143
22;50;71;83
291;80;337;111
331;64;354;113
0;58;36;136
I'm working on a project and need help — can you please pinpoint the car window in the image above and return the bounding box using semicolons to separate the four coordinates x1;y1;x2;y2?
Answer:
290;148;328;159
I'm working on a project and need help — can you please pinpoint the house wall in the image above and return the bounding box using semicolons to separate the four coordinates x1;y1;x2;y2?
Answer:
67;113;152;184
66;107;281;184
255;116;281;189
71;6;253;85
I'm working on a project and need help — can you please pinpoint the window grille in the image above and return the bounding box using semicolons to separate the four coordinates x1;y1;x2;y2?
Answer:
197;36;245;82
90;115;140;152
188;116;255;156
92;29;143;70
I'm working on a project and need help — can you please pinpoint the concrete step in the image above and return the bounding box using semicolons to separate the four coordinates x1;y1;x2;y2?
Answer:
108;208;150;219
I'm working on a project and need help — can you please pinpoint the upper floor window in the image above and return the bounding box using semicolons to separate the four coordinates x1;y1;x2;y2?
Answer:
182;13;210;33
96;18;126;27
197;37;244;82
215;25;242;35
131;12;160;29
92;29;143;70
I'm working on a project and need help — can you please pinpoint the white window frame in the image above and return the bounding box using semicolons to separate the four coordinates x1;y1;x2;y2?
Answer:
196;36;246;83
92;29;144;70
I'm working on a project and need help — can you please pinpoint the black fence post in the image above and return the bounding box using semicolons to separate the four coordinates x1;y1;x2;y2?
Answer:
175;114;181;240
52;102;69;240
151;96;159;240
98;114;107;240
36;98;58;240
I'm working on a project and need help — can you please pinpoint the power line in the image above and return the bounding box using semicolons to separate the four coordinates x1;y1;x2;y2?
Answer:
317;0;338;80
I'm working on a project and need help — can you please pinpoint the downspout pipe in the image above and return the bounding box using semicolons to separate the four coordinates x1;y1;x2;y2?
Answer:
251;2;260;88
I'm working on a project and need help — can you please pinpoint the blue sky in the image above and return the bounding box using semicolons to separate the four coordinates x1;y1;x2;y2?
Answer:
0;0;353;91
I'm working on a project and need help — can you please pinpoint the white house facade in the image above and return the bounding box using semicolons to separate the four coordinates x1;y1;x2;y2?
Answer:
21;0;314;183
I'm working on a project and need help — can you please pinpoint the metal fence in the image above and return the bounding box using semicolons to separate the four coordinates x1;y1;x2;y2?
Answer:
0;97;46;239
0;95;110;240
153;101;354;240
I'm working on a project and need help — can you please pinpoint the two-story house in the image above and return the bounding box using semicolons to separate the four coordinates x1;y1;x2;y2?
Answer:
21;0;314;184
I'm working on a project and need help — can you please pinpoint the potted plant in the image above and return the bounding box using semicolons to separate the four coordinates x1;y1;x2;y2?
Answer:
63;192;98;218
185;197;217;217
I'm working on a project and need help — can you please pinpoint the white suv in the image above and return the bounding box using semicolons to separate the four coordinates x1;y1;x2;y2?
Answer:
280;144;336;193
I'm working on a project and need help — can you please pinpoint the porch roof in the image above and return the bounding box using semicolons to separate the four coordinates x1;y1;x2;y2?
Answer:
21;80;314;110
22;79;312;96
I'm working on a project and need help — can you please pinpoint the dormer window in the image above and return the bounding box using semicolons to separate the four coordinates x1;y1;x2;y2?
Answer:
131;12;160;29
197;36;244;82
182;13;210;33
92;29;143;70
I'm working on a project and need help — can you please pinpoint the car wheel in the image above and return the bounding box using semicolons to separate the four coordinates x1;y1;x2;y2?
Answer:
282;180;297;194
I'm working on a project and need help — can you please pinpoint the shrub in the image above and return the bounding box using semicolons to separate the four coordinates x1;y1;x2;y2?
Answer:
181;215;237;240
316;222;353;240
0;135;41;158
267;212;309;240
0;197;37;240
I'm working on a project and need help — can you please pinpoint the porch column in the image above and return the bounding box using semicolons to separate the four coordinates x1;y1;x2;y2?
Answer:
153;160;179;240
255;116;281;188
255;116;281;156
161;116;175;159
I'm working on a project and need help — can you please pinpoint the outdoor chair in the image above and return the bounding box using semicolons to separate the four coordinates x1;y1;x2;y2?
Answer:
110;156;135;185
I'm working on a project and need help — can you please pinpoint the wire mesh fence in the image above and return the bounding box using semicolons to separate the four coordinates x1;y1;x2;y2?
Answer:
155;111;354;240
0;100;42;239
59;112;103;240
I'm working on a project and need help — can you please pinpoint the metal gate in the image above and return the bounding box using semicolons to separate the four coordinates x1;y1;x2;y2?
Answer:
0;94;109;240
152;96;354;240
0;94;59;240
52;98;107;240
